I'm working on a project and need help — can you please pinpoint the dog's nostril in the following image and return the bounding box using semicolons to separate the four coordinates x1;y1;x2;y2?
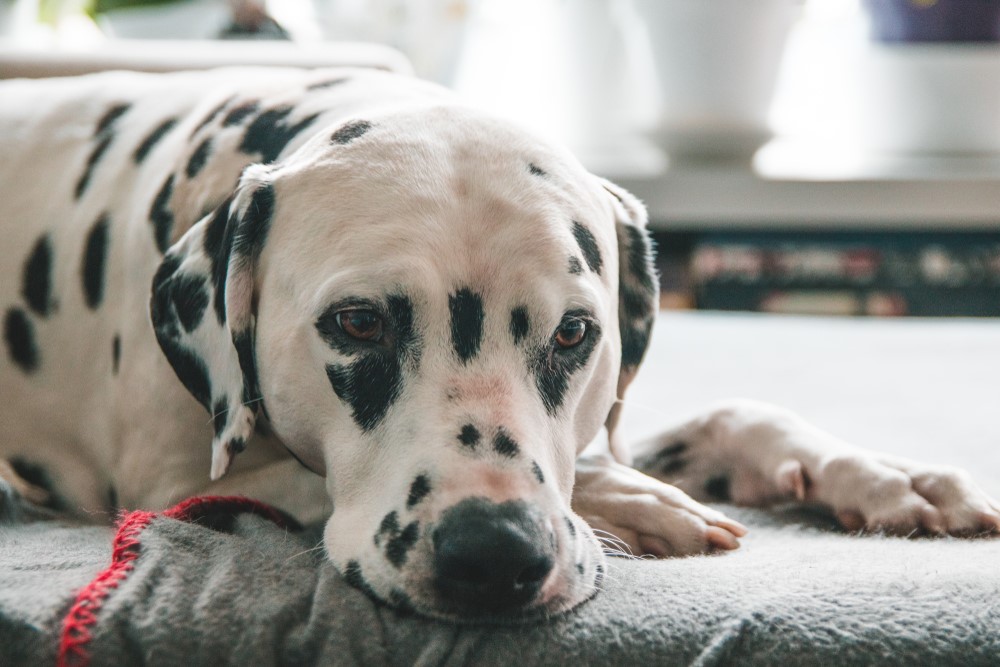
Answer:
433;497;555;612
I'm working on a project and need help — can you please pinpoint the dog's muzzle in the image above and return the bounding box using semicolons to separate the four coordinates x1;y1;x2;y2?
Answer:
432;497;554;613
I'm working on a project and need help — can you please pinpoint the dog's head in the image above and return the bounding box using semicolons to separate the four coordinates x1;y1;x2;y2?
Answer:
150;104;657;619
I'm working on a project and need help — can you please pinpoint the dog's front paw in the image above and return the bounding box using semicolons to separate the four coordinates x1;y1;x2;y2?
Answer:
821;456;1000;537
572;456;747;558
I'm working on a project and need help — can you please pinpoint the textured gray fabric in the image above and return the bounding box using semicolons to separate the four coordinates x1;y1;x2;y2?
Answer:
2;313;999;666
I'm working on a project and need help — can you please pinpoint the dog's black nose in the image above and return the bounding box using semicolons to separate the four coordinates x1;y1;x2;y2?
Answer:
433;498;554;612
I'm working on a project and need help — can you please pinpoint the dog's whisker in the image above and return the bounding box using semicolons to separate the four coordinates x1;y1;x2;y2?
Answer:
591;528;642;559
595;535;632;553
284;541;326;564
593;534;633;552
597;540;639;560
591;528;634;549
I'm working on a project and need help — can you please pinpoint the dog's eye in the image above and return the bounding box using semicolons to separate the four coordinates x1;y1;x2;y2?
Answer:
337;309;383;342
554;318;588;349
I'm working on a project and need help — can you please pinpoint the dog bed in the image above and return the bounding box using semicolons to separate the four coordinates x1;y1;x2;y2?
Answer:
3;312;999;666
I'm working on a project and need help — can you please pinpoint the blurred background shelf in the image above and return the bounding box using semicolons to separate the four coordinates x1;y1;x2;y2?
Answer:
612;157;1000;232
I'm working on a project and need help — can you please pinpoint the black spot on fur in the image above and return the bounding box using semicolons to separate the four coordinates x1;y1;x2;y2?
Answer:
528;163;547;177
203;195;236;326
660;457;687;474
308;77;349;91
81;214;110;309
231;184;276;260
112;335;121;374
133;117;178;164
407;475;432;509
532;315;601;414
509;306;529;345
190;97;233;138
376;511;400;546
576;563;585;575
568;256;583;275
153;334;211;410
458;424;480;448
212;397;228;437
449;288;484;363
387;294;419;362
619;285;651;322
564;515;577;538
22;235;54;317
186;138;213;178
385;521;420;568
616;224;657;371
493;429;519;458
621;320;653;369
571;221;603;275
326;353;401;432
149;250;209;335
660;442;688;458
531;460;545;484
343;560;379;598
223;101;259;127
233;329;261;408
170;273;210;333
95;103;130;136
705;476;731;501
622;224;657;293
331;120;372;145
150;256;212;409
74;134;112;199
595;563;605;586
150;175;176;254
240;106;320;163
228;437;246;455
150;253;182;333
75;103;130;199
374;511;420;568
4;308;38;372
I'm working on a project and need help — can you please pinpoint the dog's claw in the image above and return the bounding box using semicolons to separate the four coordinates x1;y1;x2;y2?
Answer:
705;526;740;550
836;509;865;533
714;517;749;538
919;504;946;535
977;510;1000;535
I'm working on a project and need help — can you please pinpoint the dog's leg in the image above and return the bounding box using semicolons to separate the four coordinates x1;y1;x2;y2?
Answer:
632;399;1000;537
572;456;749;558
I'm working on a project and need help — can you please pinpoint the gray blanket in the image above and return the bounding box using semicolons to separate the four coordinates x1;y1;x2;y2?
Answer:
3;313;999;665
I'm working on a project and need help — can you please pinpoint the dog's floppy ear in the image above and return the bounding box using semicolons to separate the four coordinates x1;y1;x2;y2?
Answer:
149;165;275;480
599;178;659;466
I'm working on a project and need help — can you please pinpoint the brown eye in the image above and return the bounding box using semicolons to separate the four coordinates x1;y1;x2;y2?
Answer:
337;309;383;342
554;318;587;349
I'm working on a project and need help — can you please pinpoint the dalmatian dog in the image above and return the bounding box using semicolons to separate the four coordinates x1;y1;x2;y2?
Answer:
1;67;998;620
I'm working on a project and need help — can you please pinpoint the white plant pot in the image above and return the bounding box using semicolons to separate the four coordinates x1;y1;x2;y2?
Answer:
857;44;1000;155
632;0;800;159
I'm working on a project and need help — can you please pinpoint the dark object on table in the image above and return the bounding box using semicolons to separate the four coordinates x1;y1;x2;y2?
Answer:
865;0;1000;43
